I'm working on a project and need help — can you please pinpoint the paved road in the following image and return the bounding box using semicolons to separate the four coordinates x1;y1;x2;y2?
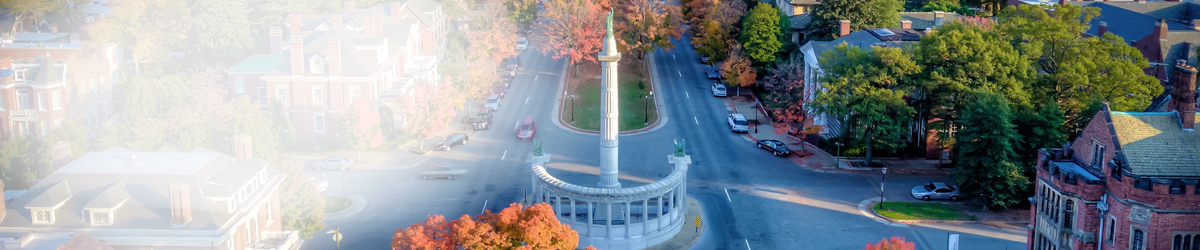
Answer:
301;34;1028;250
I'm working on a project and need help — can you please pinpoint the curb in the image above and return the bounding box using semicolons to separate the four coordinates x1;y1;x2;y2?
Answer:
325;194;369;221
863;200;1029;226
726;97;842;173
552;55;668;136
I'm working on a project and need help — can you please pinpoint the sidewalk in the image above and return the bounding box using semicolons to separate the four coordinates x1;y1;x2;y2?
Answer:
726;97;839;172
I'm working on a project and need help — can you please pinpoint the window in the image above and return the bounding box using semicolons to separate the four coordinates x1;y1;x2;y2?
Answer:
33;210;51;224
14;69;25;81
37;92;47;111
276;87;288;103
1174;233;1200;250
78;83;86;99
310;58;324;74
1107;218;1116;244
265;199;273;226
314;113;326;133
1170;180;1186;194
100;78;105;95
84;109;91;126
349;87;361;104
102;101;107;118
1132;228;1145;250
235;76;245;93
91;211;110;225
257;87;268;103
1063;200;1074;229
91;79;97;96
51;91;61;110
1092;140;1105;169
312;87;324;104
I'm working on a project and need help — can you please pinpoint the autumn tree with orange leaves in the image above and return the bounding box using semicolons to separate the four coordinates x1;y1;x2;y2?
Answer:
863;236;915;250
393;203;598;250
721;44;756;96
614;0;684;72
537;0;606;76
762;56;819;137
689;0;747;61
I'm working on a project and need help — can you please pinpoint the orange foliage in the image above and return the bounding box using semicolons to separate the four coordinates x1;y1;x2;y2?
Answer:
392;215;457;250
392;203;593;250
863;236;915;250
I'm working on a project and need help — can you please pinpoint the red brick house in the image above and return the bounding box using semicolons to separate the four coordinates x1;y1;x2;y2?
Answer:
0;33;120;142
1028;61;1200;250
224;1;446;145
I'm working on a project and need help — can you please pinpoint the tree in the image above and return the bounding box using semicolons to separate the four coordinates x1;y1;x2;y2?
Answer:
87;0;192;70
0;136;50;189
864;236;916;250
690;0;747;61
804;0;903;42
762;56;811;134
2;0;69;40
538;0;607;76
470;1;521;63
615;0;685;69
393;203;590;249
911;20;1031;149
45;123;90;159
921;0;970;15
722;44;757;96
1012;102;1066;176
230;98;282;162
811;44;918;167
250;0;341;30
952;91;1029;209
997;4;1161;134
500;0;538;24
401;82;455;151
162;82;234;151
278;158;326;238
339;100;385;150
189;0;257;65
739;4;782;63
269;100;297;150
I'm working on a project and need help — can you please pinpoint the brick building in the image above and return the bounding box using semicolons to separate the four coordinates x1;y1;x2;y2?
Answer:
224;0;445;145
0;136;300;249
1028;61;1200;250
0;32;120;142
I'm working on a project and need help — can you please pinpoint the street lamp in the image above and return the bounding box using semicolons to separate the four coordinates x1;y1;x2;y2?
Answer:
644;95;649;124
834;142;843;160
754;100;760;133
570;94;576;123
879;167;889;210
326;228;343;250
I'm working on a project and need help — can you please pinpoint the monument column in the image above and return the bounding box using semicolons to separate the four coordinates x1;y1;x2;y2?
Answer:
598;10;622;189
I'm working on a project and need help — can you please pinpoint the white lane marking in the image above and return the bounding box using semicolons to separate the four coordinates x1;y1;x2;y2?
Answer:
481;200;488;214
515;121;520;129
724;188;732;202
694;117;699;125
525;97;530;104
501;150;508;160
673;54;676;60
685;91;690;98
678;71;682;77
745;239;752;250
534;75;539;81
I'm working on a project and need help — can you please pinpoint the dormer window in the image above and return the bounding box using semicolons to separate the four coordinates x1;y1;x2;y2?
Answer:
14;69;26;81
33;209;53;224
310;57;325;74
91;210;111;225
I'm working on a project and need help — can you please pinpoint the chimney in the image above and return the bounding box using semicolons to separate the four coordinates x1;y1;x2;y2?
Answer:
1171;58;1197;131
838;20;851;37
330;16;343;29
1193;20;1200;31
390;2;402;18
287;14;301;37
269;27;283;54
168;181;192;226
49;26;58;35
344;1;354;10
1156;19;1169;40
289;36;304;77
364;14;378;37
233;135;253;159
1098;21;1108;36
901;20;912;29
327;36;342;77
933;11;945;28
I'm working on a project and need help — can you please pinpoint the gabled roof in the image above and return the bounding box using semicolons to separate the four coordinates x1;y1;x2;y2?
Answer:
391;0;444;28
82;182;129;210
900;12;960;30
26;181;72;209
801;28;923;63
1073;1;1200;81
789;14;812;31
1109;111;1200;177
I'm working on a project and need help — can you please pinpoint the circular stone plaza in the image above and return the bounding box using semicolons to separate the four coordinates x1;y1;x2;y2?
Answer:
524;11;690;250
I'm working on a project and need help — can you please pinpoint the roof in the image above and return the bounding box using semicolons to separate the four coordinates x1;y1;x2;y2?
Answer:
789;14;812;31
1050;161;1102;182
1109;111;1200;177
0;147;279;230
225;54;284;72
900;12;961;30
788;0;819;4
801;28;923;62
1072;1;1200;81
392;0;445;28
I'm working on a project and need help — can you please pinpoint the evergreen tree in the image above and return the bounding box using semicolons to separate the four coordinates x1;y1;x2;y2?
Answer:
278;159;326;238
952;91;1028;209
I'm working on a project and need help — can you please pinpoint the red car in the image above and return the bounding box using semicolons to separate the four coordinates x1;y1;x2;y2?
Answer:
517;116;536;140
492;85;507;98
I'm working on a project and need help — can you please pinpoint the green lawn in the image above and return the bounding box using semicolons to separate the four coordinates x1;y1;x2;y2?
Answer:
873;202;978;221
324;196;354;214
564;69;658;131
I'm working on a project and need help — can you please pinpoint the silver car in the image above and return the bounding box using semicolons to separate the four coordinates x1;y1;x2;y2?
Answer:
712;83;727;97
727;114;749;133
485;94;502;111
421;164;468;180
314;157;352;171
911;182;960;201
516;36;528;51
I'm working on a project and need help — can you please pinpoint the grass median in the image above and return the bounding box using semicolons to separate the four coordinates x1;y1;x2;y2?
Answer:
325;196;354;214
563;60;658;131
873;201;978;221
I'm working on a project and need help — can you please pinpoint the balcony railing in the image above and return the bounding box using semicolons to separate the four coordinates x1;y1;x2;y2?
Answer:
249;230;303;250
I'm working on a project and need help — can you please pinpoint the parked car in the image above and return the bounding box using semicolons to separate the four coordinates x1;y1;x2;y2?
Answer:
315;157;352;171
517;116;536;140
492;85;508;98
911;182;960;201
421;164;468;180
485;94;502;111
699;56;709;64
705;67;722;79
727;113;749;133
307;176;329;192
712;83;727;97
755;140;792;156
435;133;470;151
473;110;494;129
503;56;521;71
516;36;529;51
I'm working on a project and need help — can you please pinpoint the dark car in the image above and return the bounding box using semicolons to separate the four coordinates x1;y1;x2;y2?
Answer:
503;56;521;71
756;140;792;156
435;133;470;151
699;56;709;64
705;68;721;79
472;110;494;129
